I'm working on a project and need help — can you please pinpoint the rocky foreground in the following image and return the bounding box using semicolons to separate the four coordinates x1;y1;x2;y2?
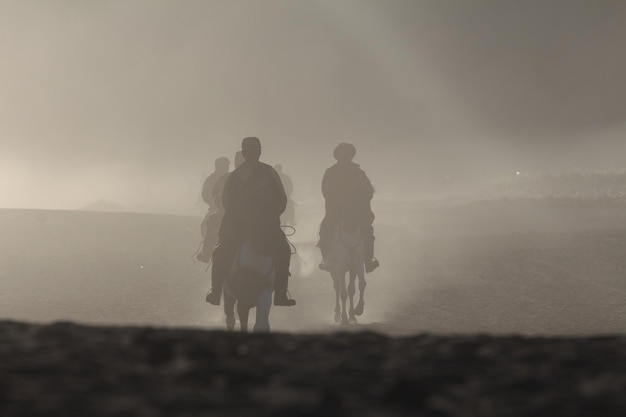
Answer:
1;321;625;416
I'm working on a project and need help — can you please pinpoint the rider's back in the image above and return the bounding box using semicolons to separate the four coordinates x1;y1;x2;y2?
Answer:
220;161;287;243
322;161;373;216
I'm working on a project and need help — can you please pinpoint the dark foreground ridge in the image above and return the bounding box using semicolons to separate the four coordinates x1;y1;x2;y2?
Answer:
1;321;625;417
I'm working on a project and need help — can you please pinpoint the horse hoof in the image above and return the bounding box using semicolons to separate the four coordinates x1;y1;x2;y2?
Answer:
334;314;341;324
341;317;349;325
355;303;364;316
349;316;357;325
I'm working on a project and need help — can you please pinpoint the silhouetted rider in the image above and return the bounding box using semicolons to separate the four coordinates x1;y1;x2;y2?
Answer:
206;137;296;307
202;157;230;215
210;151;244;215
197;157;230;263
198;153;244;263
318;143;379;273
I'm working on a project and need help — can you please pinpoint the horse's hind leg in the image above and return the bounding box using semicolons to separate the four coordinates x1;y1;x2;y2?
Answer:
253;289;272;333
354;272;366;316
348;270;357;323
237;303;249;333
332;273;341;323
340;273;348;325
224;293;236;331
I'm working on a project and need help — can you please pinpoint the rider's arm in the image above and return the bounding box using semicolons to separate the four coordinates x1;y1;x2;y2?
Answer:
361;170;374;201
321;168;332;201
221;173;236;212
268;167;288;215
201;175;214;206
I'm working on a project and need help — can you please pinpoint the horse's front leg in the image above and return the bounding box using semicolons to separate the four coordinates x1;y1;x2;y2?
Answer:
348;270;357;323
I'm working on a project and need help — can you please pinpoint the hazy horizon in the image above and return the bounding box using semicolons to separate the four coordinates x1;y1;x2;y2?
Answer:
2;0;626;214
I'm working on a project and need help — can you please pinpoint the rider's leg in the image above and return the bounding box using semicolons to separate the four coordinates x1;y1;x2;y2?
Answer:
318;214;337;271
206;239;237;305
273;233;296;306
362;224;379;273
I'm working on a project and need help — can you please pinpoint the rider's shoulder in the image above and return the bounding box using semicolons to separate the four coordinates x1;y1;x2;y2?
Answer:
257;162;281;180
259;162;275;172
328;161;363;174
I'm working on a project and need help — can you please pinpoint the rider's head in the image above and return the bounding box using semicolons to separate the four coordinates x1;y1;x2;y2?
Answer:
333;143;356;162
241;137;262;162
214;157;230;173
234;151;245;168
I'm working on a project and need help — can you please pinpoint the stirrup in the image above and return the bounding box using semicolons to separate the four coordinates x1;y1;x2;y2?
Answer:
365;257;380;273
205;289;221;305
274;291;296;307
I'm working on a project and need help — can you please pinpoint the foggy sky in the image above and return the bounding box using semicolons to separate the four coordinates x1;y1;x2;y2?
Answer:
2;0;626;213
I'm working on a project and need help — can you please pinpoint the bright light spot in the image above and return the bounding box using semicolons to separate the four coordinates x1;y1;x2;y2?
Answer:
516;171;521;176
140;265;144;269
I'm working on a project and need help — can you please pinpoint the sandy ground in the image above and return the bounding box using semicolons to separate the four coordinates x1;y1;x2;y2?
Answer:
1;202;624;335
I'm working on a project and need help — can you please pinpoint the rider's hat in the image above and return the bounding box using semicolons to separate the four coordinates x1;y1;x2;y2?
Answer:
333;143;356;161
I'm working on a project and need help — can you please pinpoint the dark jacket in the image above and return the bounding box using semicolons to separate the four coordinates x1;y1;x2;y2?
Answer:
322;161;374;219
219;161;287;241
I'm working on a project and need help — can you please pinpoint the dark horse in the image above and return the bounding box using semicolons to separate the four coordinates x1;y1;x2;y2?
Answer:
223;239;275;332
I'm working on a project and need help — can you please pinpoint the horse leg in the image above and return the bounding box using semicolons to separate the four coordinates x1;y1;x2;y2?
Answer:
332;273;342;323
224;293;236;331
355;270;366;316
253;288;272;333
340;272;349;325
237;302;249;333
348;270;357;323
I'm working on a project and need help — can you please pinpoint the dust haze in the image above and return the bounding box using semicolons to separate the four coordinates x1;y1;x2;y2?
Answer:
1;1;626;334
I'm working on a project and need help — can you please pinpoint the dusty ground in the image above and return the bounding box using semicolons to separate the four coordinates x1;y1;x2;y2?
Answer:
1;320;625;417
1;203;626;415
1;203;625;335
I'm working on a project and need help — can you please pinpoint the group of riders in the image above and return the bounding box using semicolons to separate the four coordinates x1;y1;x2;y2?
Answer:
198;137;380;309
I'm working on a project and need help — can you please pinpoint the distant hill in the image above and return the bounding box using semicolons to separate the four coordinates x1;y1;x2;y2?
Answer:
80;199;125;212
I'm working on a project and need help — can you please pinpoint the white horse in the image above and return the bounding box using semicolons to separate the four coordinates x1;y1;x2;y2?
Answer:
327;219;366;325
223;240;275;333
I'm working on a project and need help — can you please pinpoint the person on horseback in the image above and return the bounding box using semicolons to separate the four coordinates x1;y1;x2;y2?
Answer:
205;137;296;307
202;157;230;215
198;152;245;263
318;143;379;273
212;151;244;212
197;157;231;262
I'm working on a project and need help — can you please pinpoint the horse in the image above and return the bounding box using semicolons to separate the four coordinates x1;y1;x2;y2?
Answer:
222;239;275;333
326;218;366;325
